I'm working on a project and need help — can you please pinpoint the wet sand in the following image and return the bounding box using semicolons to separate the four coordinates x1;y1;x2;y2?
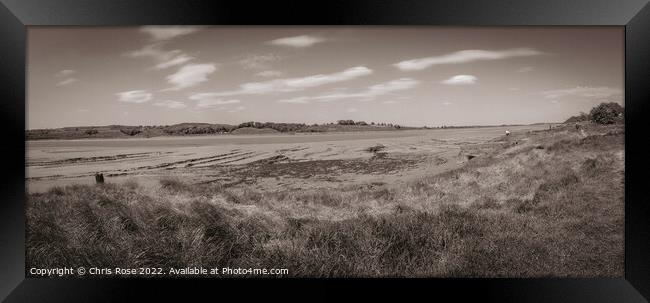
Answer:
27;125;549;193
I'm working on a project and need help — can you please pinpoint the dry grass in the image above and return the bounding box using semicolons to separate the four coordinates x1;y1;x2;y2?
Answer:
26;123;624;277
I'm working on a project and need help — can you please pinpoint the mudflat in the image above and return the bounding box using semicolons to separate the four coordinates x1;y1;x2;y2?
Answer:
27;125;548;193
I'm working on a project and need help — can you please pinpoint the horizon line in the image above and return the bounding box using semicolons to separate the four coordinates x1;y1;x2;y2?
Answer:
25;120;564;131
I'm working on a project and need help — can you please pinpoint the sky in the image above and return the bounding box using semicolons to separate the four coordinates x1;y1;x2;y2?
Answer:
27;26;623;129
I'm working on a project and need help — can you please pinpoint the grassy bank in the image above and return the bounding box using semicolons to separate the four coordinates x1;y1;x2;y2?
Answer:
26;123;624;277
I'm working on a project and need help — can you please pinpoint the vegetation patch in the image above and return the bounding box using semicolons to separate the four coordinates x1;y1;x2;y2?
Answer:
26;122;624;277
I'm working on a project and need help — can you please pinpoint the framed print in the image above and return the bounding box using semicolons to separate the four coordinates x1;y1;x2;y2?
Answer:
1;0;649;302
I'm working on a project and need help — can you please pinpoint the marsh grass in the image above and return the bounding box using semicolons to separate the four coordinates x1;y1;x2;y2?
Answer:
26;123;624;277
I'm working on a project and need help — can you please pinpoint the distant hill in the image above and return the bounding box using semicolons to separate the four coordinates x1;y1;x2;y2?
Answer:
25;123;236;140
26;120;544;141
565;114;590;123
26;121;409;140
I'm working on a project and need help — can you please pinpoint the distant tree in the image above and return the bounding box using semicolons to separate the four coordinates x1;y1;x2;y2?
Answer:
85;129;98;135
590;102;623;124
355;121;367;126
337;120;355;125
371;122;375;125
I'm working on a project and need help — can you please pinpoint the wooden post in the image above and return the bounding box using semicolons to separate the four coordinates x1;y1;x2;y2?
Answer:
95;173;104;184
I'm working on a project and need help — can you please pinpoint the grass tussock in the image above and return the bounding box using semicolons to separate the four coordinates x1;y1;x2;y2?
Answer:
26;123;624;277
365;144;386;153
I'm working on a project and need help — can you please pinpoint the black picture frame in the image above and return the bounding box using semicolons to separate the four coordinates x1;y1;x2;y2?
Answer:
1;0;649;301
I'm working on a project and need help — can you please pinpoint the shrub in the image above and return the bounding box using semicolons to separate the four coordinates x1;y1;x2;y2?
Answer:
471;197;500;210
365;144;385;153
120;128;141;136
159;177;191;192
85;129;98;135
590;102;623;124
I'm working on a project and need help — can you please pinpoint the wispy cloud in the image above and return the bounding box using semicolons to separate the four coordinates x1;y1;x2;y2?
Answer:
238;54;281;70
55;69;76;77
55;69;77;86
139;26;202;42
197;66;372;97
156;54;194;69
126;44;175;60
125;43;194;70
367;78;419;95
255;70;284;77
126;27;202;70
153;100;187;109
268;35;326;48
57;78;78;86
442;101;452;106
116;90;152;103
516;66;535;73
394;48;542;71
441;75;477;85
346;108;358;113
277;78;419;104
125;27;202;71
276;97;318;104
189;95;241;109
164;63;217;91
540;86;622;101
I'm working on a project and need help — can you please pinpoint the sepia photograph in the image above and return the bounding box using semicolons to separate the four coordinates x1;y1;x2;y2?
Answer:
25;26;624;278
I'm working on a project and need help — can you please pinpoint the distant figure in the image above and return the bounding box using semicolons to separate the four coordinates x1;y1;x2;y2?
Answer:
505;130;511;136
575;124;580;130
95;173;104;184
